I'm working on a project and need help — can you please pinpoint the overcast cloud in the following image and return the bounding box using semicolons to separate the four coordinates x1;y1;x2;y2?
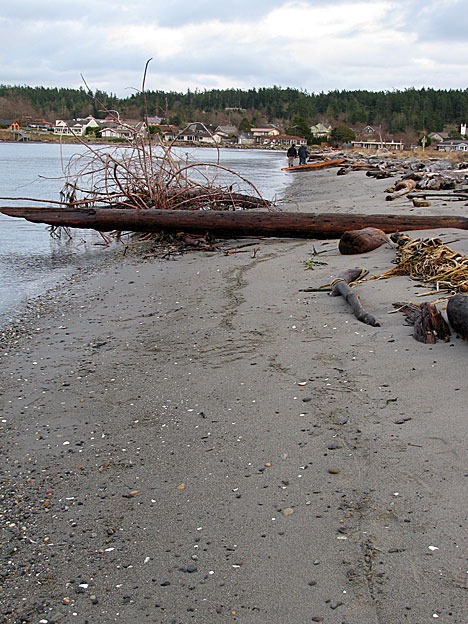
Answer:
1;0;467;97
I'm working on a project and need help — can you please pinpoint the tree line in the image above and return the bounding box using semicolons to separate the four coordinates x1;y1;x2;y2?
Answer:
1;84;467;138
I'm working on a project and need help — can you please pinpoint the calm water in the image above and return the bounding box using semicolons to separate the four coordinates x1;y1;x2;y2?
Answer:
0;143;290;324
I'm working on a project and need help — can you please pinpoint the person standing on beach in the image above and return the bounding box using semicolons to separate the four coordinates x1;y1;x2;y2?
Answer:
287;144;297;167
298;144;309;165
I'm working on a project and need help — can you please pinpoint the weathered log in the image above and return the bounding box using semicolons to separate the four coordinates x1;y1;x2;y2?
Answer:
446;294;468;340
408;191;468;201
338;227;389;255
330;268;380;327
2;207;468;239
393;302;451;343
385;179;417;201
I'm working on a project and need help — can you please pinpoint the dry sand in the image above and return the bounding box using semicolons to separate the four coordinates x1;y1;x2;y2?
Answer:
1;168;467;623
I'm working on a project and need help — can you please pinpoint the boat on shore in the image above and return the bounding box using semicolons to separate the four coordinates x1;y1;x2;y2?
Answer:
281;158;345;172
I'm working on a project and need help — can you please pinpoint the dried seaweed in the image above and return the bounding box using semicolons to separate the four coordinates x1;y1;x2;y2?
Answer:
371;234;468;293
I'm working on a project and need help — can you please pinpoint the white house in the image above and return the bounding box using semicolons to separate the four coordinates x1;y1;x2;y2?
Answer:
437;139;468;152
251;126;280;137
54;117;100;136
310;123;332;139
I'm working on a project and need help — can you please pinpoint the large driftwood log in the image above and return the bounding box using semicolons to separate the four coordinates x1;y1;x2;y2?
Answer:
393;302;451;343
446;294;468;340
338;227;389;255
2;207;468;239
330;268;380;327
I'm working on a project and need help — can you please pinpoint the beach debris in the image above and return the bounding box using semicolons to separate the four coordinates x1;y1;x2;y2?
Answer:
372;233;468;293
412;197;431;207
446;294;468;340
408;191;468;202
328;268;381;327
338;227;390;255
385;179;417;201
3;207;468;239
330;151;468;200
392;301;451;343
303;257;328;269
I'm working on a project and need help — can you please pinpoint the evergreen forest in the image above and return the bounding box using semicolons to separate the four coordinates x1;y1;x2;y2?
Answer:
1;84;467;140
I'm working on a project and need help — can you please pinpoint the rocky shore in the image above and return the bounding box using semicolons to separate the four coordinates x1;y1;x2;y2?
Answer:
1;167;467;623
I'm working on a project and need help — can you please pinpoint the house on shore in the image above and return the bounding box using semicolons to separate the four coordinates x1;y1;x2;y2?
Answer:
54;116;101;136
54;116;147;139
436;139;468;152
251;126;280;144
153;124;180;142
428;131;450;143
310;123;332;140
100;120;147;140
0;118;20;131
269;134;307;148
351;139;405;151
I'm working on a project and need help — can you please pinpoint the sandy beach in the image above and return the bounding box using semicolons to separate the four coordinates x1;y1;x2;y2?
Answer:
1;167;467;623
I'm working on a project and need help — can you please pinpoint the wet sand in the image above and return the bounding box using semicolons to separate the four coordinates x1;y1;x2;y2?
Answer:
1;168;467;623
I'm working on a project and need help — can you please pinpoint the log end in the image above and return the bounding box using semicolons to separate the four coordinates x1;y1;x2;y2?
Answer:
338;227;389;255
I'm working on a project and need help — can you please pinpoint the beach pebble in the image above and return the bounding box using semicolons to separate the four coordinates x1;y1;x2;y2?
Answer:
328;467;341;474
333;415;348;425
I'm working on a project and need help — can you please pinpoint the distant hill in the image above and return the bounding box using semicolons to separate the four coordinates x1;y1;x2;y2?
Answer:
1;84;467;141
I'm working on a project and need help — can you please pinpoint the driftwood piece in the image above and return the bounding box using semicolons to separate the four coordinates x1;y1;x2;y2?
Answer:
446;294;468;340
412;198;431;207
330;268;381;327
385;179;417;201
338;227;389;255
366;170;393;179
393;302;451;343
408;191;468;201
3;207;468;239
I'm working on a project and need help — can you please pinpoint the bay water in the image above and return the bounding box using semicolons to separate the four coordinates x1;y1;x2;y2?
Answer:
0;143;291;325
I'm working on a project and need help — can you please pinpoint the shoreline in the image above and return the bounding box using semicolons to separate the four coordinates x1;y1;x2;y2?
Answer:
1;168;467;623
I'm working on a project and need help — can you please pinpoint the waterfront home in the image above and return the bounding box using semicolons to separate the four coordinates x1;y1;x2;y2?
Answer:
54;116;100;136
176;123;218;144
437;139;468;152
154;124;180;141
351;139;405;150
310;122;332;139
100;120;147;140
428;131;450;143
251;126;280;138
268;134;308;147
0;118;20;131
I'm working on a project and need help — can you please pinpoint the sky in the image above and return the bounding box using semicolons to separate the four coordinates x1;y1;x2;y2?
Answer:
1;0;467;98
